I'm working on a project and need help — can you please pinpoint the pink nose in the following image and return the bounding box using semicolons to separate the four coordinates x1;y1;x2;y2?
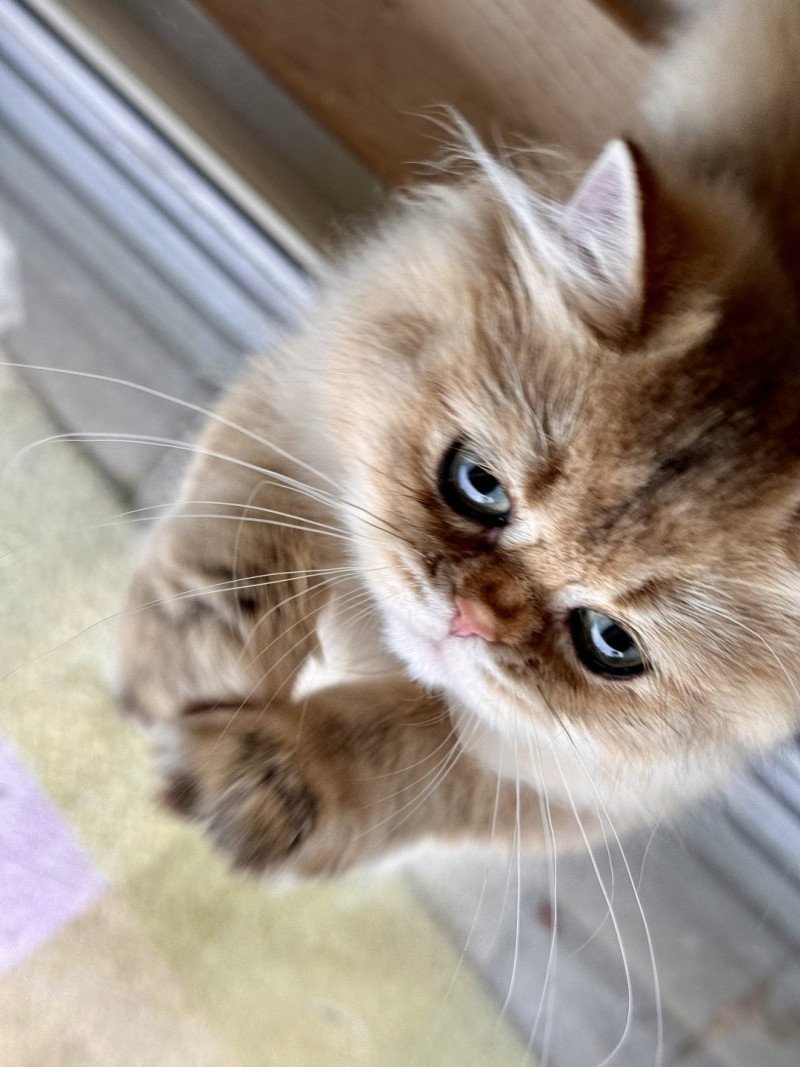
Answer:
450;596;497;642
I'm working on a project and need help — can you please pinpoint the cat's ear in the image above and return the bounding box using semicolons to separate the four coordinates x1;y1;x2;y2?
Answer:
560;139;645;336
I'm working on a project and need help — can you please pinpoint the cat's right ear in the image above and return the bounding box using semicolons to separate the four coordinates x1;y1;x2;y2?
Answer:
560;139;645;337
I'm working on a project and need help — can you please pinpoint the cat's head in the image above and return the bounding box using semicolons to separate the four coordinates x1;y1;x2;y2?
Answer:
320;136;800;807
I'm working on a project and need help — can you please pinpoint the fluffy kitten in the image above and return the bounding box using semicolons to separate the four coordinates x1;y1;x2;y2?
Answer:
119;0;800;878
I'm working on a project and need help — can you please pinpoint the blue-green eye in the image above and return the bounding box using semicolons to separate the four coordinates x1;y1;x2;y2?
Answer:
439;442;511;526
570;608;646;678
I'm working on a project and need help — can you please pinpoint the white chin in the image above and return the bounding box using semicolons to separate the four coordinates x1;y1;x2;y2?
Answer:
381;610;491;700
381;613;447;688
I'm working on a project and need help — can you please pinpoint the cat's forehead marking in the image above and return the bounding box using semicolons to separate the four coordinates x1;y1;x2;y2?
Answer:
579;445;702;547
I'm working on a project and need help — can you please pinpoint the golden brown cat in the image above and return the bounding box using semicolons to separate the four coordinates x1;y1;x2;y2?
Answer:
118;0;800;879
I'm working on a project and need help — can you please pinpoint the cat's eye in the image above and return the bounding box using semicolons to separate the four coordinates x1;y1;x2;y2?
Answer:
569;608;646;679
439;442;511;526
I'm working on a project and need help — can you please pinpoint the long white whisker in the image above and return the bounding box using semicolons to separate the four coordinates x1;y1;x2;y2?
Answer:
212;583;373;743
0;567;347;686
2;366;414;543
550;711;663;1067
169;568;377;607
256;588;376;703
17;431;418;551
358;724;458;780
2;361;339;490
239;579;365;666
499;728;523;1021
428;738;506;1038
524;728;559;1062
357;711;478;810
686;598;799;705
549;741;635;1067
289;598;380;730
113;498;349;535
352;714;484;842
217;597;383;864
100;512;354;541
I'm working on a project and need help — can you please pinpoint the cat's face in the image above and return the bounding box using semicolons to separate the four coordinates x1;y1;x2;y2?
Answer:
323;141;800;800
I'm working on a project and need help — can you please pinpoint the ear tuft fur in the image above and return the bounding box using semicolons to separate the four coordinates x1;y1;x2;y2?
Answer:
560;139;645;335
444;118;646;336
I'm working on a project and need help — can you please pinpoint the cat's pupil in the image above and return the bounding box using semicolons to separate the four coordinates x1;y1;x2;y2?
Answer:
468;466;498;495
599;622;632;656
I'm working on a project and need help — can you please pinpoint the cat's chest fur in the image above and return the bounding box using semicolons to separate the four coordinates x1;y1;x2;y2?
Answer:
292;578;400;697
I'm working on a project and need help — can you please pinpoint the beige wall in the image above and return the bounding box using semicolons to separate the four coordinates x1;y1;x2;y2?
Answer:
196;0;653;184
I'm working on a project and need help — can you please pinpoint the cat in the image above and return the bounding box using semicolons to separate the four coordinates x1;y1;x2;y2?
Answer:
118;0;800;880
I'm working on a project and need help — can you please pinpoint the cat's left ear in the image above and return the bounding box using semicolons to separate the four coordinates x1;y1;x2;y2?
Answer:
561;139;645;336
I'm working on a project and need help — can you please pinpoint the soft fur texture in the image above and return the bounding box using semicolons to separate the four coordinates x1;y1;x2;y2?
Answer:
119;0;800;878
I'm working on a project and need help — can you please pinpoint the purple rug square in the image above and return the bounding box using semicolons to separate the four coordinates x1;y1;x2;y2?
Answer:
0;740;105;972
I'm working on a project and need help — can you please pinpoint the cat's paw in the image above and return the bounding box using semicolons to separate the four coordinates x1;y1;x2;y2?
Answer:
158;710;324;877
